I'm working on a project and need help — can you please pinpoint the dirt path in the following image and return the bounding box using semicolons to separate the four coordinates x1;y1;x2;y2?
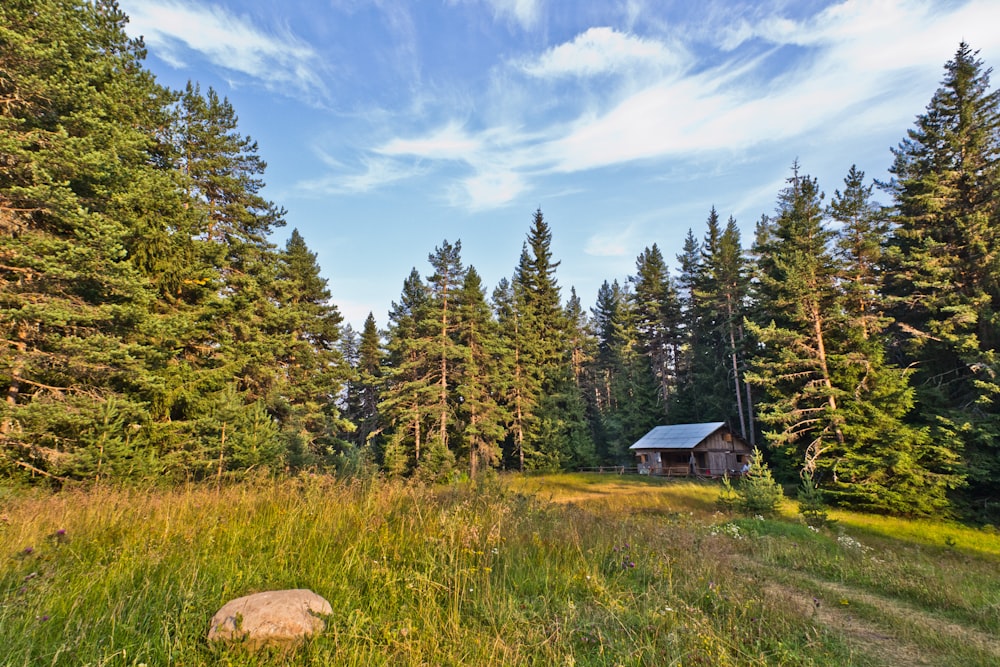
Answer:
761;570;1000;666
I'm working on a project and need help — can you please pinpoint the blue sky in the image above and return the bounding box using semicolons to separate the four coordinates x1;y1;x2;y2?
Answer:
118;0;1000;327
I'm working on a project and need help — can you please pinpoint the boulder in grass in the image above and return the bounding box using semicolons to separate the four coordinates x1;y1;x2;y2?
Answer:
208;589;332;648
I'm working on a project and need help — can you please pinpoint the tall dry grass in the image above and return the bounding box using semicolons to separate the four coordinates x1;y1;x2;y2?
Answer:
5;473;994;665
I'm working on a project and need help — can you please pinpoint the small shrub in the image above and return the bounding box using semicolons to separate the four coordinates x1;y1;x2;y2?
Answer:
797;474;832;527
734;447;784;517
716;474;739;512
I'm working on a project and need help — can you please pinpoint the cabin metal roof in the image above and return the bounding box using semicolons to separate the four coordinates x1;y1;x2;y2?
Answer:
628;422;727;450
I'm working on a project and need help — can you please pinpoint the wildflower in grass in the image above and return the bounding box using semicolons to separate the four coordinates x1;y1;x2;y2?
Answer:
836;534;871;553
710;522;744;540
48;528;69;545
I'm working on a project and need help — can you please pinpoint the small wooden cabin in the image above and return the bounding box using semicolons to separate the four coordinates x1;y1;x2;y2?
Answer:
630;422;752;477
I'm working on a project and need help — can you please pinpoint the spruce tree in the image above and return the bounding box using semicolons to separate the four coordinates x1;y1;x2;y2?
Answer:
512;210;594;469
749;164;960;514
493;275;538;471
830;167;958;514
746;164;844;477
344;313;383;460
271;229;350;467
629;245;681;416
0;0;165;479
884;42;1000;512
455;267;507;476
381;269;434;474
716;216;755;442
419;240;466;478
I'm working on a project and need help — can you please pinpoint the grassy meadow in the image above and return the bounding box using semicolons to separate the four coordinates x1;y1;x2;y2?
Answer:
2;473;999;666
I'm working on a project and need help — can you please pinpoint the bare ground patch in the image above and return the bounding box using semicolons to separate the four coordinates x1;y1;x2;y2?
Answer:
761;572;1000;667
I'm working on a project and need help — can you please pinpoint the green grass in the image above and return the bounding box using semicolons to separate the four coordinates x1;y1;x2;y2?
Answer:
1;473;998;665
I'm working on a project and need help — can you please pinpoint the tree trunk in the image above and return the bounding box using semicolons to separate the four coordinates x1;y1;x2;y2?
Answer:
807;301;844;474
726;294;748;438
3;333;27;435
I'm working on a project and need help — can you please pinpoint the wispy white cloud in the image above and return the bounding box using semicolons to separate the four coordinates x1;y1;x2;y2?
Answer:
455;170;527;211
378;123;483;161
295;156;425;195
121;0;325;98
375;122;541;208
322;0;1000;211
520;27;686;78
444;0;542;30
584;225;635;257
480;0;543;30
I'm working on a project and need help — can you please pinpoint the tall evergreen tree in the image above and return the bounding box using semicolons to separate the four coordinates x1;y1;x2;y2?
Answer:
830;166;958;514
565;287;595;390
716;217;755;442
884;42;1000;513
674;210;736;424
629;245;681;416
590;280;660;462
521;210;594;468
270;229;350;467
832;166;890;339
749;164;959;514
381;269;433;474
419;240;466;478
343;312;383;460
0;0;168;478
492;275;538;471
455;267;507;476
746;165;844;476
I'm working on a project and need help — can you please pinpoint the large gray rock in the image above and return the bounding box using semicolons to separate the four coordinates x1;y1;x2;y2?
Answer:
208;589;332;648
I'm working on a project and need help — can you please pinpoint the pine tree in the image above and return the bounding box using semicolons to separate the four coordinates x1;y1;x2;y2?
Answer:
512;210;594;469
565;287;596;390
381;269;434;475
828;167;958;513
492;275;538;471
884;42;1000;512
629;245;681;416
746;164;844;477
675;209;743;425
0;0;166;479
591;280;624;415
749;164;960;514
344;313;383;459
716;216;755;442
455;267;507;476
832;166;889;339
271;229;350;467
419;240;466;478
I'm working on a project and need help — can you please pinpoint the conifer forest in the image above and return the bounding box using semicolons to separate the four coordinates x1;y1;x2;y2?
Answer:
2;1;999;522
